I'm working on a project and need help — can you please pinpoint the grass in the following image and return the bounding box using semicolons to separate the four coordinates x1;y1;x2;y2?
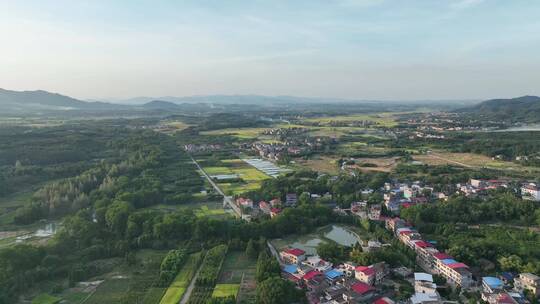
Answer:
31;294;61;304
194;206;228;218
201;127;269;139
159;252;204;304
212;284;240;298
294;156;339;174
83;278;131;304
413;151;540;173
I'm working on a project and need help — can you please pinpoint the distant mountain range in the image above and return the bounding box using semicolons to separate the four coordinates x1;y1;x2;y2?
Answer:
457;95;540;123
0;88;124;113
0;87;492;117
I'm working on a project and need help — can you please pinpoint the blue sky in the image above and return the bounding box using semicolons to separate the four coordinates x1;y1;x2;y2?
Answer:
1;0;539;100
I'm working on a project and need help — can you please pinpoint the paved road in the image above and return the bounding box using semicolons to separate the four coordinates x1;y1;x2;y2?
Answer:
189;155;242;217
179;264;202;304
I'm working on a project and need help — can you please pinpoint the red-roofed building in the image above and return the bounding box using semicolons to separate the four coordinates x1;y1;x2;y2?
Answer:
270;208;282;218
373;297;395;304
414;241;433;249
259;201;271;214
280;248;306;264
351;282;374;294
433;252;453;260
236;197;253;208
343;282;376;303
303;270;323;281
433;257;473;288
447;262;469;269
355;266;376;285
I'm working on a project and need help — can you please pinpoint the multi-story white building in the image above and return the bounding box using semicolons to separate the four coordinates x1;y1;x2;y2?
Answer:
521;183;540;201
514;273;540;297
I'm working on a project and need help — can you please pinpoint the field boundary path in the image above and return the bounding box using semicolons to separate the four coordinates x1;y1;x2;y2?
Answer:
189;155;242;217
179;263;203;304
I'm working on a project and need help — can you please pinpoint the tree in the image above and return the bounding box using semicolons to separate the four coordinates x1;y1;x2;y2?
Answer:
256;277;298;304
256;251;280;283
246;239;258;259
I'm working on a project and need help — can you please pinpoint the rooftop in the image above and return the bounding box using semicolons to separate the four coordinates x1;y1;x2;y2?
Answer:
483;276;503;289
325;269;344;280
283;264;298;274
414;272;433;282
351;282;374;295
285;248;305;256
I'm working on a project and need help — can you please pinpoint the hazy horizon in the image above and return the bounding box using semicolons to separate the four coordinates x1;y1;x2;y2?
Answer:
1;0;540;100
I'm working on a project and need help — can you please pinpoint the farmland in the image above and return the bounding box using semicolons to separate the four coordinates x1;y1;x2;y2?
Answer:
187;245;228;304
214;251;257;303
159;252;204;304
197;158;271;196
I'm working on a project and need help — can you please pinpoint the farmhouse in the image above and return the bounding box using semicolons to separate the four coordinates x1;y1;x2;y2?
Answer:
280;248;306;265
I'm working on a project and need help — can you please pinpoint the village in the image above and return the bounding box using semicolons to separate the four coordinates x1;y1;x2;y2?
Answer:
231;178;540;304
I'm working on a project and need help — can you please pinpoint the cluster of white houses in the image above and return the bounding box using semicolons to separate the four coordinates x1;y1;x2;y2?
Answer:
386;217;474;289
381;179;540;216
279;248;394;304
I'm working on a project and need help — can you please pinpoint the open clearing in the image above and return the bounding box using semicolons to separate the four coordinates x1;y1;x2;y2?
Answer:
414;152;540;173
302;113;399;127
295;156;339;174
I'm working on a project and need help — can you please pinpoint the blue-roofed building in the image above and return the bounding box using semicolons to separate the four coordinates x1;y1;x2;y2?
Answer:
283;264;298;275
441;258;458;265
482;276;504;293
325;269;344;285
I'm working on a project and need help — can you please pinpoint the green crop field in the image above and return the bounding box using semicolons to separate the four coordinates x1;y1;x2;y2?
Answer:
84;278;131;304
214;251;257;303
211;284;240;298
31;294;61;304
159;252;204;304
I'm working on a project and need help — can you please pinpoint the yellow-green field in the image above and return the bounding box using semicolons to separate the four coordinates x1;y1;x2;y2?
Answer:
200;127;268;139
302;112;399;127
201;159;271;195
211;284;240;298
194;206;228;218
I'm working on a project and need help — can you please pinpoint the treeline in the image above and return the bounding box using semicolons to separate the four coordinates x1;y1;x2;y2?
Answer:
400;192;540;274
392;131;540;166
243;169;388;209
400;191;540;227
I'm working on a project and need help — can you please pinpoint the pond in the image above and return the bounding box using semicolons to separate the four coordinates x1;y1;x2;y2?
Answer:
323;225;362;247
275;225;362;256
